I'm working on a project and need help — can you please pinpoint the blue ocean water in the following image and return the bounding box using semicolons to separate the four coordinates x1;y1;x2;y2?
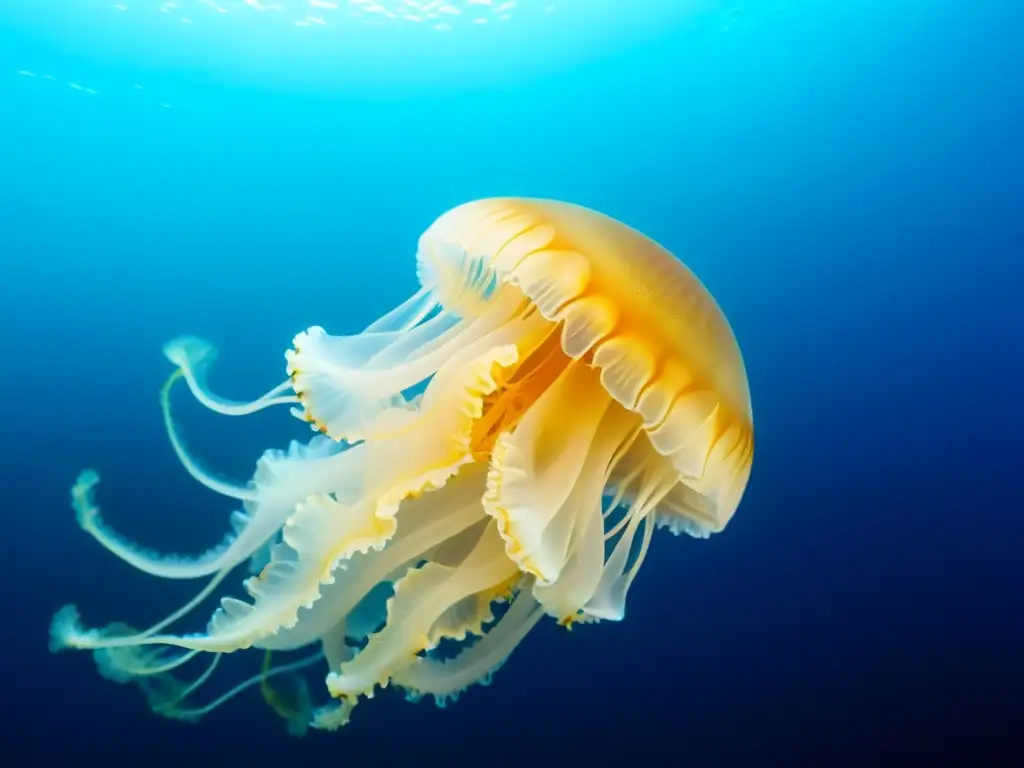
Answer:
0;0;1020;763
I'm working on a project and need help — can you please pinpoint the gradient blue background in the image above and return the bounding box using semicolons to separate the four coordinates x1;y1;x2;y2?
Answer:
0;0;1020;763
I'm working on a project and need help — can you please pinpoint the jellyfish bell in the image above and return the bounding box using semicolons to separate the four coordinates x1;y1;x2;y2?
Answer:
427;198;752;481
50;197;753;730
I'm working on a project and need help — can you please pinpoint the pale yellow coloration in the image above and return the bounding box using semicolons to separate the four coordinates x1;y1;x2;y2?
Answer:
50;197;752;731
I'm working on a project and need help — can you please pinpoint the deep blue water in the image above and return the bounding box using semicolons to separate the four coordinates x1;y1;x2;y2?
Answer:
0;0;1021;764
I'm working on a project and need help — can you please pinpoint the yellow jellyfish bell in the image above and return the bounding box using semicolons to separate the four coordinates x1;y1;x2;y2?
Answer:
50;198;753;729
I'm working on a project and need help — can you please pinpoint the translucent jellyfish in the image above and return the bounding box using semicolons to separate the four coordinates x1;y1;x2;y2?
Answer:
50;198;753;729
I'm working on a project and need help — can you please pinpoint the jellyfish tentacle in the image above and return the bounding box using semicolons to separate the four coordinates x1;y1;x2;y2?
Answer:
259;467;490;653
319;617;355;672
395;589;544;707
362;310;461;372
260;649;315;737
426;568;519;647
50;489;395;654
91;630;200;681
159;652;222;710
324;523;518;700
52;459;492;658
362;285;437;334
485;362;637;588
159;369;258;501
72;470;251;579
73;434;356;580
309;698;358;732
584;459;678;622
160;652;323;723
55;339;521;658
487;379;642;623
163;336;298;417
525;408;639;623
85;623;225;722
286;287;538;443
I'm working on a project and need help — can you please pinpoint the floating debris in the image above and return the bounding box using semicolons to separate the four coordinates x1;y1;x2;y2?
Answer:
11;68;208;112
104;0;556;29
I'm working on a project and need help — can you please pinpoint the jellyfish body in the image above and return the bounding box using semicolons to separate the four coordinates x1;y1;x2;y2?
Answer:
51;198;753;729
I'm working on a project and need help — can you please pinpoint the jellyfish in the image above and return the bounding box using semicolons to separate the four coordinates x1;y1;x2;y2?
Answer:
50;197;753;729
